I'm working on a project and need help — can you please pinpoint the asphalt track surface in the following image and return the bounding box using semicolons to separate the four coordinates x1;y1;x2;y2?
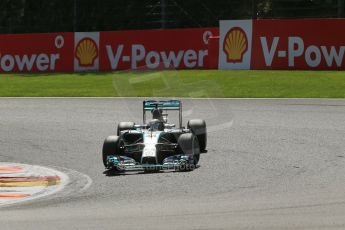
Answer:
1;98;345;230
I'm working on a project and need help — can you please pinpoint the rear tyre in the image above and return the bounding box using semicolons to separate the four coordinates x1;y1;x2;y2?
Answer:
117;122;135;136
187;119;207;152
178;133;200;170
102;136;121;167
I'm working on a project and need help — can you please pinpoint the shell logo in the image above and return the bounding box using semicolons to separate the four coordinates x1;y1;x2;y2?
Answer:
223;27;248;63
75;38;98;67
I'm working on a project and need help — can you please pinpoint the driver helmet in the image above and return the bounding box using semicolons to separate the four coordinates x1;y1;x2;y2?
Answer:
149;119;164;131
151;108;163;121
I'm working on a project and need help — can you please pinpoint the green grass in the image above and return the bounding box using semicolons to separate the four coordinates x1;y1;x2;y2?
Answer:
1;70;345;98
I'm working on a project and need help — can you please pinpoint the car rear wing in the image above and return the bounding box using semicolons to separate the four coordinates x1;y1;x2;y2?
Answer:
143;100;182;128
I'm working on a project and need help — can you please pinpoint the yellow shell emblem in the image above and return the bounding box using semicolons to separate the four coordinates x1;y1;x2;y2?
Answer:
75;38;98;67
223;27;248;63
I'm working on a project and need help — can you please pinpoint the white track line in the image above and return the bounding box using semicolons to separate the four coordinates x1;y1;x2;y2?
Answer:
48;165;93;194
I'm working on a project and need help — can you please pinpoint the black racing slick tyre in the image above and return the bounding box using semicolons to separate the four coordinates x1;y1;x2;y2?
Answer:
187;119;207;152
102;135;121;167
117;122;135;136
178;133;200;166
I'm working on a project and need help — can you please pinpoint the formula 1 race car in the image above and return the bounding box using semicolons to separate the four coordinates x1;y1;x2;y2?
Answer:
102;100;207;172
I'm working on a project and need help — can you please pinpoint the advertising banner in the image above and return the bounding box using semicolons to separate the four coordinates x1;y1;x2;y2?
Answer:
0;28;218;73
100;28;218;71
219;19;345;70
252;19;345;70
0;33;74;72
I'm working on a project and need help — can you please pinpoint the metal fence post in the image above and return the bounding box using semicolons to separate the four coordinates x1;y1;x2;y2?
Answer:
252;0;257;19
338;0;344;18
161;0;167;29
73;0;77;32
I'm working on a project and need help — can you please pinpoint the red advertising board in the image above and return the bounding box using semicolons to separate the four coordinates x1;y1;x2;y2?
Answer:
0;33;74;72
99;28;218;71
252;19;345;70
219;19;345;70
0;28;219;73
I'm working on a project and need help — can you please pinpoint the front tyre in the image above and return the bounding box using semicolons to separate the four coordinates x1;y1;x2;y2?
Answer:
178;133;200;169
187;119;207;152
102;135;121;167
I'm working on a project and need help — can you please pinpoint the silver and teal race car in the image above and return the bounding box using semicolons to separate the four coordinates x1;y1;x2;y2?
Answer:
102;100;207;172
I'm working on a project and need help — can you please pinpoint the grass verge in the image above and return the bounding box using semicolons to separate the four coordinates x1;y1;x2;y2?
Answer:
0;70;345;98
